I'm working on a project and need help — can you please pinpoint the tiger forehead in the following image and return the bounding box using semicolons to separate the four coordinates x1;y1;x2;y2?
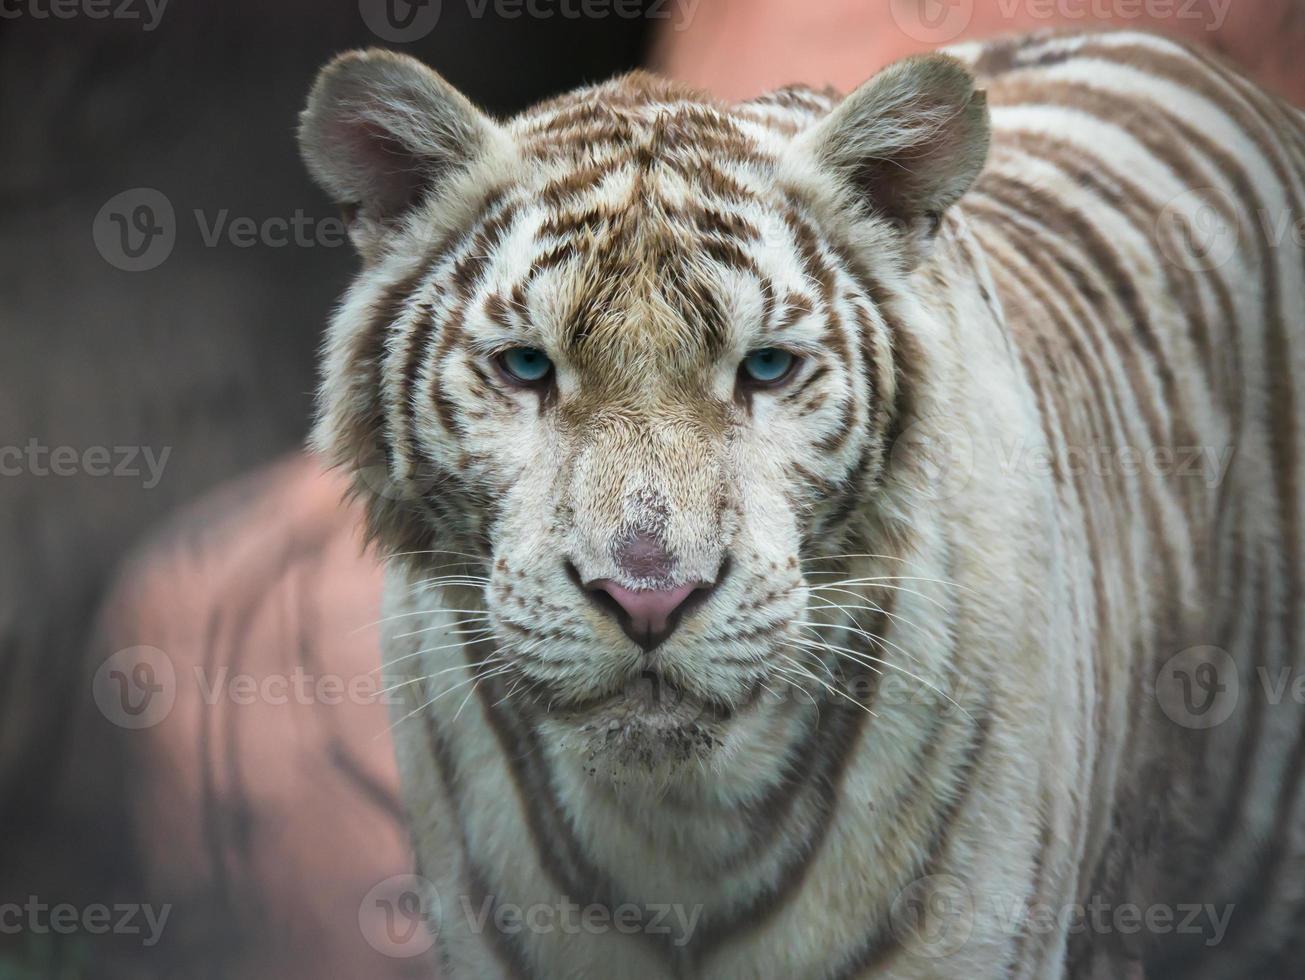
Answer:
508;71;836;172
491;73;838;364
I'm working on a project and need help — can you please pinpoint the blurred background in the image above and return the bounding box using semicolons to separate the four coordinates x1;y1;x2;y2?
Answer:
2;0;1301;977
0;4;653;977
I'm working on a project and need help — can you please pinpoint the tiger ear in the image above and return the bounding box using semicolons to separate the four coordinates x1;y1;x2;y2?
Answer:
299;49;503;259
789;54;989;259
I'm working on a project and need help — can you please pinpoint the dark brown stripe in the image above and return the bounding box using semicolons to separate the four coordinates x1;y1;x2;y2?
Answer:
449;200;520;295
396;190;513;464
429;298;469;437
781;205;836;307
466;642;683;968
420;684;536;979
1040;47;1303;618
775;292;814;331
353;261;439;474
1002;43;1303;963
966;200;1128;518
681;200;762;244
851;302;885;443
701;236;761;275
539;159;610;206
830;689;995;977
1005;804;1056;979
1003;131;1217;411
975;172;1176;454
537;205;614;241
966;202;1127;725
781;363;830;405
706;589;898;881
689;670;880;965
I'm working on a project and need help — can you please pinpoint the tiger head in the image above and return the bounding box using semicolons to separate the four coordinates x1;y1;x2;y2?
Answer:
300;50;989;775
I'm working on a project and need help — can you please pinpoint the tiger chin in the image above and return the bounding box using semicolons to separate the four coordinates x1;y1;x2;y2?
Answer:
300;30;1305;980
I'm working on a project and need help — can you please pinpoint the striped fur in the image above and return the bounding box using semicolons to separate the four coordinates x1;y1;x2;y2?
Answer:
300;31;1305;979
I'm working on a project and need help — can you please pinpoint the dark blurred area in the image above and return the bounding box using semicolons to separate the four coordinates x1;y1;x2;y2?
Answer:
0;2;651;974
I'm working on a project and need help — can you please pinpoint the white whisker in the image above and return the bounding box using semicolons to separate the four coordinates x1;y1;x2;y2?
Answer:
794;619;928;671
802;582;949;612
774;647;877;717
790;631;972;722
805;596;928;642
800;553;909;565
354;608;493;633
387;663;517;735
373;632;498;673
392;622;496;640
376;655;505;697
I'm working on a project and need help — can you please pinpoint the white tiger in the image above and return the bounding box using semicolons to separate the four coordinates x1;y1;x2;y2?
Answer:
298;29;1305;979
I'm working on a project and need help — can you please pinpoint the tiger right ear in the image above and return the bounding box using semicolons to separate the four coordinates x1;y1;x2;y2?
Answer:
299;49;504;259
788;54;989;260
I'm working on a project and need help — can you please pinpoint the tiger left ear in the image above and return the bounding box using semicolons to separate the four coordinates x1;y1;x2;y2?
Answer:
789;54;990;259
299;48;506;260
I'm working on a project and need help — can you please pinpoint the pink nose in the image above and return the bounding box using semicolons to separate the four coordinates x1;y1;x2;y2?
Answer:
585;580;711;651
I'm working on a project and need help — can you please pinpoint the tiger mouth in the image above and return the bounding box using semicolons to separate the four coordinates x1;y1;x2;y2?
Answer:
552;669;764;731
544;670;767;772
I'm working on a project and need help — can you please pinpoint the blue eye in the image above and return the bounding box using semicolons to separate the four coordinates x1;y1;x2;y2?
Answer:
498;347;553;385
740;348;796;386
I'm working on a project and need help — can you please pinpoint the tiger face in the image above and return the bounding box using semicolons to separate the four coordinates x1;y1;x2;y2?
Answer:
300;50;988;775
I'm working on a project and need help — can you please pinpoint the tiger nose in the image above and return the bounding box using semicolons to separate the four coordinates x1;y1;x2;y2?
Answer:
585;580;711;651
